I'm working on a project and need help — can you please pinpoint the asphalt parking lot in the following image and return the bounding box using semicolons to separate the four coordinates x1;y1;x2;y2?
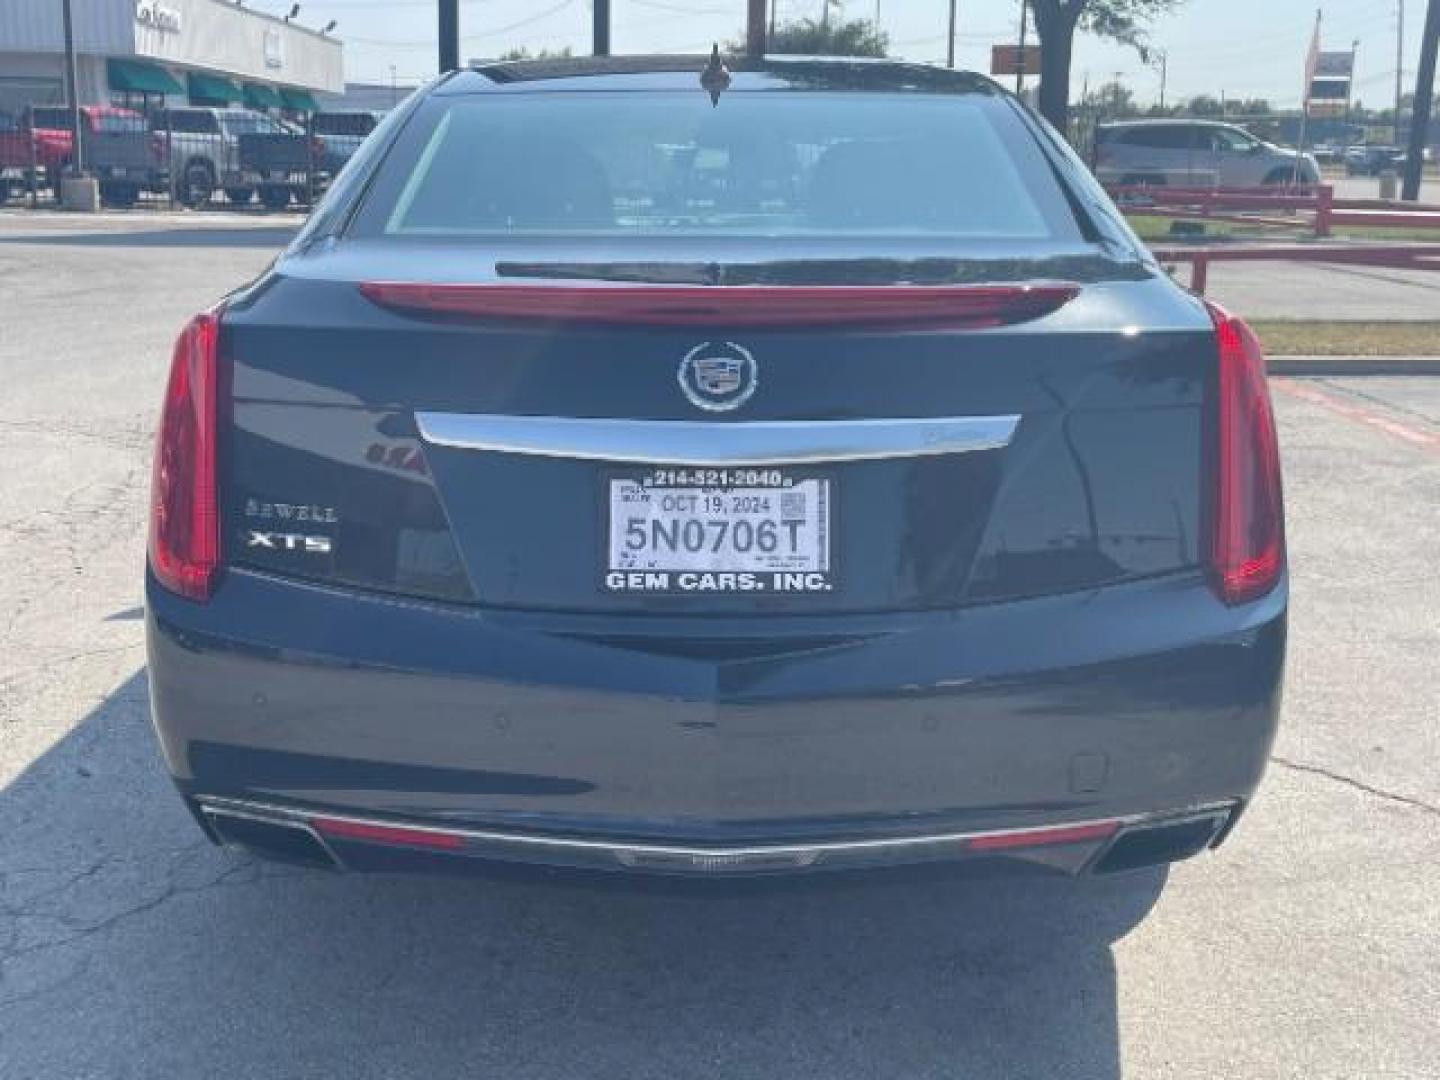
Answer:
1;216;1437;1079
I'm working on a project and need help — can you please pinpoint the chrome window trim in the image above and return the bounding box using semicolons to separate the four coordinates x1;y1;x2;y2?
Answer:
414;413;1021;466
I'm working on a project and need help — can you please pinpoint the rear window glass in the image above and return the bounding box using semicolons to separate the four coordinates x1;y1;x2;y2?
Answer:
158;111;218;134
30;108;68;129
224;113;296;135
313;112;377;136
1120;126;1192;150
353;92;1079;240
94;114;143;133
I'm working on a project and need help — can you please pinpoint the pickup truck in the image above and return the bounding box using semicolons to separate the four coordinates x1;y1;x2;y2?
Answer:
236;126;327;209
0;106;166;206
0;110;72;197
308;111;379;179
153;107;322;208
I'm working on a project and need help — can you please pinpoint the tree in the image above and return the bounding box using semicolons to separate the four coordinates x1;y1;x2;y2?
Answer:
1094;79;1137;118
1185;93;1224;117
1029;0;1183;132
497;46;574;61
732;16;889;57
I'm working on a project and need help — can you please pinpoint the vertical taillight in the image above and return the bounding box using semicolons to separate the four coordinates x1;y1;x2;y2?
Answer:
1206;302;1285;605
149;311;221;601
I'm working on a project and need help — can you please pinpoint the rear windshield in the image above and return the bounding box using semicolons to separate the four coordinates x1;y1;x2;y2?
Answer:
30;108;69;129
223;113;298;135
313;112;377;136
352;91;1081;240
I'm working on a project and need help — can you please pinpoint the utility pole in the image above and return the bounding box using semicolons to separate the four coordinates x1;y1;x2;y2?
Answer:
1396;0;1406;143
1402;0;1438;199
821;0;830;30
746;0;766;56
61;0;83;175
438;0;458;72
946;0;957;69
594;0;611;55
1157;50;1168;109
1016;0;1028;94
770;0;778;39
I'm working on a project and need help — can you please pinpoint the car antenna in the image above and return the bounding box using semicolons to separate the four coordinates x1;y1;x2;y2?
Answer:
700;43;731;107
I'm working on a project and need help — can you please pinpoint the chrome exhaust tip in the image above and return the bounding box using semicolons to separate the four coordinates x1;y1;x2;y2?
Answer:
202;805;340;870
1092;808;1233;874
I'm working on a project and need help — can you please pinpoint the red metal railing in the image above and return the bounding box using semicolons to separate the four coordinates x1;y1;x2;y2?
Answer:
1106;183;1440;293
1148;241;1440;294
1107;183;1440;240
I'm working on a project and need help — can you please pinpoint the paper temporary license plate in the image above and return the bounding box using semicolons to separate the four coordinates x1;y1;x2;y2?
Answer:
604;469;833;595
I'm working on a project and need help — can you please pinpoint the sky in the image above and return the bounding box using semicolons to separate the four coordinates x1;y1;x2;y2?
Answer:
249;0;1422;108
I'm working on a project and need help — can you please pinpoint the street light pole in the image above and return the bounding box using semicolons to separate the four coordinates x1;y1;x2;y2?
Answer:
594;0;611;55
437;0;458;72
1016;0;1028;94
1395;0;1406;144
947;0;957;69
1158;50;1168;109
61;0;84;176
747;0;766;56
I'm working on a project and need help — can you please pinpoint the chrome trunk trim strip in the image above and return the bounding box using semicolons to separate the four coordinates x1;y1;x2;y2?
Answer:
414;413;1021;466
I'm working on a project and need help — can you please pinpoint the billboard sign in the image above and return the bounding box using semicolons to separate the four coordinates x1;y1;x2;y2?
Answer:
990;45;1041;77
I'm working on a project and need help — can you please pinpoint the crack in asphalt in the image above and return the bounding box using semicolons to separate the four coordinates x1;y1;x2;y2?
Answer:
0;852;273;1009
1271;755;1440;819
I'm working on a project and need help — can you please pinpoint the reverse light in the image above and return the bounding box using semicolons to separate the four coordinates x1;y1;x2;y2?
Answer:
358;282;1081;329
1206;301;1286;605
149;310;221;601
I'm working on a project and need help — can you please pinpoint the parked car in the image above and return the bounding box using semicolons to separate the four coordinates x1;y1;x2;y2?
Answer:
1095;119;1320;187
151;107;310;207
147;58;1286;882
309;110;380;178
1344;144;1407;176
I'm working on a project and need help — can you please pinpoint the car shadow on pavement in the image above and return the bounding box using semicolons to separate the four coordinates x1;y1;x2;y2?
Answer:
0;669;1166;1079
0;226;297;249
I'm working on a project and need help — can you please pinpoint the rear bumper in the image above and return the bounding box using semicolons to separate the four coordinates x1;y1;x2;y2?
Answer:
147;567;1285;876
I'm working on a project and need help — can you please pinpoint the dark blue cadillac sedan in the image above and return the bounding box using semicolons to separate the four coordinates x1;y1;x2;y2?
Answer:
145;56;1286;878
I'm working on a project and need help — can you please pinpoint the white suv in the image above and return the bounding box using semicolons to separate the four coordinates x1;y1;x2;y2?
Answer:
1094;120;1320;188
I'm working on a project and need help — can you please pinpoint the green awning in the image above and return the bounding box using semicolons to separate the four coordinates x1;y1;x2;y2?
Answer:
187;72;242;105
106;59;184;96
279;87;319;112
242;82;283;109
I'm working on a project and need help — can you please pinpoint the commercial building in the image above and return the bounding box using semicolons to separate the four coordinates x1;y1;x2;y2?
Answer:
0;0;343;117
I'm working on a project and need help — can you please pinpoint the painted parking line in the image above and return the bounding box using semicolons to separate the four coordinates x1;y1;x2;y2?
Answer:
1271;378;1440;454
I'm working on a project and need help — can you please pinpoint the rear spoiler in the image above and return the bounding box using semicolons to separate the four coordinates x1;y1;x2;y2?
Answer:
358;282;1081;329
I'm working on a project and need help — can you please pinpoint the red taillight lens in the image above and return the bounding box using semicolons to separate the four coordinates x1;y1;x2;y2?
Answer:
1206;302;1285;605
310;816;465;850
967;819;1119;852
149;311;221;601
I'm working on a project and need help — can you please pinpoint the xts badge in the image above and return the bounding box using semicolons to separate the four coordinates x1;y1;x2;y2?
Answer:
246;531;333;554
243;498;338;559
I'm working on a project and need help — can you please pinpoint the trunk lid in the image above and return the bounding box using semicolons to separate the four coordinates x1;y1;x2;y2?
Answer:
222;241;1214;615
